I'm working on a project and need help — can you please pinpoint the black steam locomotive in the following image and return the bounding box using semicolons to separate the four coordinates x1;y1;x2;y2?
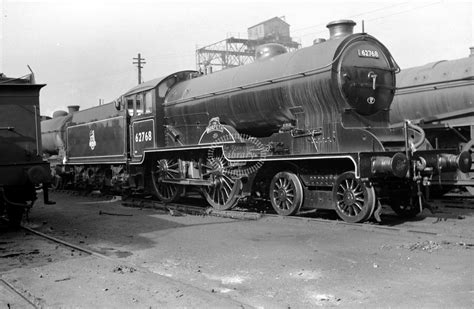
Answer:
42;20;471;223
0;72;51;226
391;50;474;194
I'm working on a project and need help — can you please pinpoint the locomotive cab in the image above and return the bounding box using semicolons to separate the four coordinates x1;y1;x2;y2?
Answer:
123;71;199;161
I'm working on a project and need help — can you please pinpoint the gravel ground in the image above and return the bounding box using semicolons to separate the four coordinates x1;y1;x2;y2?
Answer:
1;191;473;308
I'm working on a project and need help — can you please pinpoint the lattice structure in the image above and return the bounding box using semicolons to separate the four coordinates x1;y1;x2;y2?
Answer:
196;17;300;73
196;37;254;73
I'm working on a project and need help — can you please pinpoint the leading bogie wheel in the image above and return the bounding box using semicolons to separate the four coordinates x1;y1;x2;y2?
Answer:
333;171;376;223
269;171;303;216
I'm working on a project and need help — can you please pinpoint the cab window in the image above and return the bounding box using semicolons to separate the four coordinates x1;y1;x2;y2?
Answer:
135;94;143;116
144;90;153;114
126;98;134;115
158;76;177;98
158;83;168;98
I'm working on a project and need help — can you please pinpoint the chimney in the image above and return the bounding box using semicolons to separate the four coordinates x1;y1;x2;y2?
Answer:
326;20;356;40
67;105;80;114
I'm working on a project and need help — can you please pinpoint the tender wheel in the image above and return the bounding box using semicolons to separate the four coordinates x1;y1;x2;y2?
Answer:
202;157;242;210
269;171;303;216
333;171;376;223
151;158;182;203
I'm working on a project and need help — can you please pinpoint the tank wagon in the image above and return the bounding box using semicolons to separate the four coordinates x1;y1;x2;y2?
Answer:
0;72;51;226
42;20;471;222
391;50;474;194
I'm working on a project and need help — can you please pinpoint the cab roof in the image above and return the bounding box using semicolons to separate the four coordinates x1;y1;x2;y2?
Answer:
123;70;198;97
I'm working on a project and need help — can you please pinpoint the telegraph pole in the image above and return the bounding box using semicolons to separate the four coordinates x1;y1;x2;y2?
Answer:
133;53;146;84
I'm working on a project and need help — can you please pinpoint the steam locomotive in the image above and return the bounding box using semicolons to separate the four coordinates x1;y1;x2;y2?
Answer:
0;72;51;226
42;20;471;223
391;50;474;194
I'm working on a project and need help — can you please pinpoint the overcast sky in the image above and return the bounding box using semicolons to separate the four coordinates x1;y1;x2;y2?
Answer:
1;0;472;117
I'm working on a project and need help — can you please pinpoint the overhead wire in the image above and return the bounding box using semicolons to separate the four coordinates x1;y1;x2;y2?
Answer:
296;1;441;39
291;2;410;34
364;1;442;23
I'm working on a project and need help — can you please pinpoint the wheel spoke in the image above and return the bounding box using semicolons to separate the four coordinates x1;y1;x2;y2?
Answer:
269;172;303;216
203;157;241;210
277;179;283;189
344;180;350;190
341;202;350;212
353;202;363;212
333;171;375;223
212;186;218;201
152;158;182;202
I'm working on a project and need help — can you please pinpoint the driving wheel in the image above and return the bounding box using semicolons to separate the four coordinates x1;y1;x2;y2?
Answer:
202;156;242;210
151;158;182;203
269;171;303;216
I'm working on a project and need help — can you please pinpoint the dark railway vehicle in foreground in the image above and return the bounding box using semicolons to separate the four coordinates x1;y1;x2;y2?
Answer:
42;20;471;222
391;50;474;194
0;72;51;225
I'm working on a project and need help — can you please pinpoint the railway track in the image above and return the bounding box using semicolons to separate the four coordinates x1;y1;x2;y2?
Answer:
0;218;113;308
0;218;252;308
120;193;474;239
0;276;38;308
48;189;474;239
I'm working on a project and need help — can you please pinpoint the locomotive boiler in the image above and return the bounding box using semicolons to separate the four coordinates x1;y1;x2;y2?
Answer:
391;50;474;194
0;72;51;226
43;20;471;223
